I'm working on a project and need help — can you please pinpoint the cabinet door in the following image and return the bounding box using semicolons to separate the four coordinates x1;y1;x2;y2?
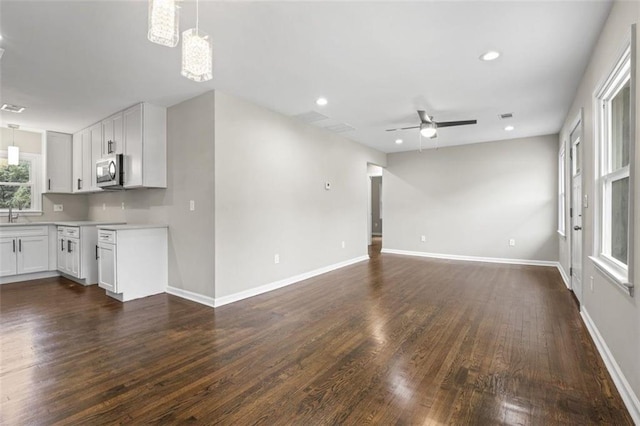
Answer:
68;238;80;278
90;123;103;190
17;236;49;275
0;237;17;277
98;244;117;292
102;113;123;157
56;235;67;273
46;131;72;193
72;131;83;193
81;128;92;192
123;104;143;187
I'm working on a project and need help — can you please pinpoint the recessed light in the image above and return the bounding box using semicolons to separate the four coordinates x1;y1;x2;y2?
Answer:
395;139;403;145
504;125;515;131
480;51;500;61
316;97;328;106
1;103;26;113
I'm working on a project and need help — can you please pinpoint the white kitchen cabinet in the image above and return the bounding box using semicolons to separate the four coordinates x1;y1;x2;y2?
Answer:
56;226;93;283
122;103;167;188
0;226;49;278
97;226;167;302
102;112;123;157
72;128;93;193
45;131;72;193
89;122;103;191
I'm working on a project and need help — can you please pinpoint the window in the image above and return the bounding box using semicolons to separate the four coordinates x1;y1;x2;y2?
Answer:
0;152;42;212
558;146;566;236
593;42;634;292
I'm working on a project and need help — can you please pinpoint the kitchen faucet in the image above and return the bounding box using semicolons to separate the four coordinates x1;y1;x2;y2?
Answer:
8;205;19;223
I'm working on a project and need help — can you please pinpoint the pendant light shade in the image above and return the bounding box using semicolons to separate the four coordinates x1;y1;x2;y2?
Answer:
8;146;19;166
148;0;180;47
181;28;213;82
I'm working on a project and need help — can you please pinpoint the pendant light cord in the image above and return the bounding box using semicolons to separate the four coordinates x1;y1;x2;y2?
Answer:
196;0;199;31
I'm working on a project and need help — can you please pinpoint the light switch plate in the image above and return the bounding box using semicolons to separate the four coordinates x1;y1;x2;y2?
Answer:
190;200;195;211
53;204;63;212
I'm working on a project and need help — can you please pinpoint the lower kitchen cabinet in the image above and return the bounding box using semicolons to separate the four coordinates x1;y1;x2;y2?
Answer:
0;226;49;278
56;225;104;285
97;225;167;302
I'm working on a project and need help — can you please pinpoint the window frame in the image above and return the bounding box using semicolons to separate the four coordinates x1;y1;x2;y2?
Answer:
591;37;635;296
0;151;43;214
558;144;567;237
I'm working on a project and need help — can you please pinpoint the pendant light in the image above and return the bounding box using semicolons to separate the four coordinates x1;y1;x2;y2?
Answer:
148;0;180;47
181;0;213;82
8;124;19;166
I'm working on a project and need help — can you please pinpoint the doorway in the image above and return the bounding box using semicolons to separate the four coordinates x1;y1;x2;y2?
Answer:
367;164;383;252
570;118;583;305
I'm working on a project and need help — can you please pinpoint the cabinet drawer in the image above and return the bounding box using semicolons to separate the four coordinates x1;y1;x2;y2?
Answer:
0;226;48;238
98;230;116;244
63;227;80;238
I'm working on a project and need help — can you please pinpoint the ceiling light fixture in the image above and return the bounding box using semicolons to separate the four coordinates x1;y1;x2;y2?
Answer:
504;125;515;131
181;0;213;82
1;104;26;113
8;124;19;165
419;122;437;138
148;0;180;47
480;51;500;61
316;97;328;106
395;139;403;145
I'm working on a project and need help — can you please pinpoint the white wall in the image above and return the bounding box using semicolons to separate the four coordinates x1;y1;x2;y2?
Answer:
87;92;216;297
383;135;559;262
214;91;386;299
558;0;640;415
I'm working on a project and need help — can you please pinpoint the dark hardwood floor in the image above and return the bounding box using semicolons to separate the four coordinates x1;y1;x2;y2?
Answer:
0;237;632;425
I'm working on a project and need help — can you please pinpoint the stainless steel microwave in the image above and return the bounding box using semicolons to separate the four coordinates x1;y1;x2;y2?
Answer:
96;154;124;188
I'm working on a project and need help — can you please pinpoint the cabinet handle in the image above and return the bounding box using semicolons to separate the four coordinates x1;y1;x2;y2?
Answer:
12;240;15;253
61;239;64;251
78;178;82;190
96;245;99;260
18;239;21;252
108;140;114;154
48;179;51;190
67;240;71;253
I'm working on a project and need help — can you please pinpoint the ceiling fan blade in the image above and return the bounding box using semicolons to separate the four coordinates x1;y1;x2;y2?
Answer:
385;125;421;132
434;119;477;128
417;110;430;123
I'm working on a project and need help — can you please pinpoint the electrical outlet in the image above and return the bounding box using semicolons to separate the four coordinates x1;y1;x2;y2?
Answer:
590;276;594;292
421;235;426;242
509;239;516;247
325;181;331;190
190;200;195;211
121;202;125;210
102;203;106;211
53;204;63;212
274;254;280;264
341;241;345;248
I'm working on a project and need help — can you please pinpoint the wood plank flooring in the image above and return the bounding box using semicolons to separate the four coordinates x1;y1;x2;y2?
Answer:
0;239;632;425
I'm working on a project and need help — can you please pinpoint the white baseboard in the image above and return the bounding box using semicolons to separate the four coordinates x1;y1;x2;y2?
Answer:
580;308;640;424
166;285;215;308
557;264;571;289
213;255;369;307
0;270;59;285
380;248;558;267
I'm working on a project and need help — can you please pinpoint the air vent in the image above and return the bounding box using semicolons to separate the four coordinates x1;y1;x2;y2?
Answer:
294;110;329;124
323;123;355;133
1;103;26;113
499;113;513;119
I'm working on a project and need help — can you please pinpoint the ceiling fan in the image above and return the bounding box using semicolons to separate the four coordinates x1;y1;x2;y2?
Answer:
386;110;477;139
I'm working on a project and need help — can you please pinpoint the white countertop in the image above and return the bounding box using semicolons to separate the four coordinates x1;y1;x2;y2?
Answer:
98;224;168;231
0;221;125;228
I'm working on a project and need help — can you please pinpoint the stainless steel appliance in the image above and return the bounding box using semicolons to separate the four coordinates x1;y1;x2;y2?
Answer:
96;154;124;189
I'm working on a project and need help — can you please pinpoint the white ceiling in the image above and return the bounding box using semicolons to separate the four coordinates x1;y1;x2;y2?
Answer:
0;1;612;153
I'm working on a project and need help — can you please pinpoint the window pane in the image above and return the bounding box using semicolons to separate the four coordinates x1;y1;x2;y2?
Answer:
0;185;32;209
611;80;630;170
610;176;629;264
572;141;581;176
0;158;31;183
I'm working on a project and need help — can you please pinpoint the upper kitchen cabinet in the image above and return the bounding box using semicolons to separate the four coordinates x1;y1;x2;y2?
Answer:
89;123;102;192
102;112;123;157
72;128;92;193
122;103;167;188
45;131;72;193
